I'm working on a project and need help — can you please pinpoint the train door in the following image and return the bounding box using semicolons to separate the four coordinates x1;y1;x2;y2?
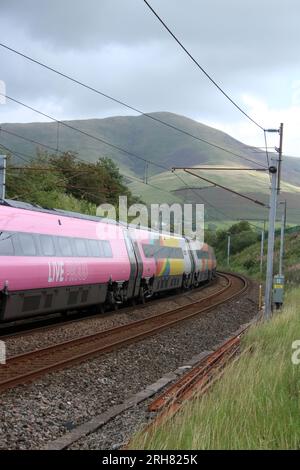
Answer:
189;239;202;285
123;230;143;299
183;238;193;288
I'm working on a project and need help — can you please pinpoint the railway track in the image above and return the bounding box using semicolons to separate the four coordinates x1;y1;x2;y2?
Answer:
0;278;215;339
0;272;249;393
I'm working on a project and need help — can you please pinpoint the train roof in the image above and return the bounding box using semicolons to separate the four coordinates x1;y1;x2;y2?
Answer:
0;199;168;234
0;199;203;242
0;199;118;225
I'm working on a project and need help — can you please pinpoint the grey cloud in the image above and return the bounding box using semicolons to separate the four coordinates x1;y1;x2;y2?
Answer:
0;0;299;128
1;0;300;59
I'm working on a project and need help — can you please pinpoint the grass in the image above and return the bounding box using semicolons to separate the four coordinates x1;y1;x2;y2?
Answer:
130;288;300;449
218;231;300;284
3;114;300;223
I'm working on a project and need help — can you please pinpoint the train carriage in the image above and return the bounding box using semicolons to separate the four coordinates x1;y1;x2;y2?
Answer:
0;200;217;322
0;203;131;321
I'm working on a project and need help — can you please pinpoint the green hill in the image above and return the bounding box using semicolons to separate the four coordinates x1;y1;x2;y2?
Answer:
1;112;300;223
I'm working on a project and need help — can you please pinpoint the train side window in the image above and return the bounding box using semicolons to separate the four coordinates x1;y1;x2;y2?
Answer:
40;235;55;256
157;247;165;258
175;247;184;259
102;240;112;258
18;233;36;256
57;236;73;257
142;244;154;258
74;238;88;257
87;239;103;257
142;244;183;259
196;250;209;259
0;232;15;255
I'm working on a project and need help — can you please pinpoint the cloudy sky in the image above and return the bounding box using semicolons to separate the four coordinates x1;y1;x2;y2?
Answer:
0;0;299;156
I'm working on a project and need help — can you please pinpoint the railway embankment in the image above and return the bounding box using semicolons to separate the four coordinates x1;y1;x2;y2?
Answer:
0;275;257;450
218;230;300;285
130;288;300;450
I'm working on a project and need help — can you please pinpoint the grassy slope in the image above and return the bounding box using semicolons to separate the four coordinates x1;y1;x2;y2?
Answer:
218;231;300;284
131;289;300;450
129;169;300;224
2;112;300;222
2;111;300;185
1;113;266;171
131;167;300;197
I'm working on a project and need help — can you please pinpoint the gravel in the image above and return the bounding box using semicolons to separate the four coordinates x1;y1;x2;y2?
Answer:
0;279;258;450
70;401;153;450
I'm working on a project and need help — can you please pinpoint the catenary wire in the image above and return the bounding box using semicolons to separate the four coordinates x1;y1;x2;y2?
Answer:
142;0;265;131
0;44;267;169
0;94;169;172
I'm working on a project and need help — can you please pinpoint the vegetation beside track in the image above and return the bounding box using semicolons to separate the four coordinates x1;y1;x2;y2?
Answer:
206;221;300;284
224;230;300;285
130;288;300;449
227;235;300;285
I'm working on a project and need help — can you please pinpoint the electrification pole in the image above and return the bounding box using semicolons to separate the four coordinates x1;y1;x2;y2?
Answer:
144;162;148;185
0;155;6;200
277;123;284;194
227;234;231;267
264;161;278;319
264;124;284;319
260;228;265;274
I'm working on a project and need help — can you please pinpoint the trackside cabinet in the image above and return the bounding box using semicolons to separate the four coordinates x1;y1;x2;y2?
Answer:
273;274;285;309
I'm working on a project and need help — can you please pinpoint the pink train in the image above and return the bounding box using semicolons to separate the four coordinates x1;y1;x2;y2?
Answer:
0;200;216;322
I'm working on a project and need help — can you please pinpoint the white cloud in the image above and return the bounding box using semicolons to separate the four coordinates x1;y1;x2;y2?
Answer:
205;95;300;157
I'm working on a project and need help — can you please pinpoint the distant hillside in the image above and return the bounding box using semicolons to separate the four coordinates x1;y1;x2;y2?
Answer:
1;112;300;222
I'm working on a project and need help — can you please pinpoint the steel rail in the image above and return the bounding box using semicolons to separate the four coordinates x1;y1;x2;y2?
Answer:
0;273;248;393
0;278;217;340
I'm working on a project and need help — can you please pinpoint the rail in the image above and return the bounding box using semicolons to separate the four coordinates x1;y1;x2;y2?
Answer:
0;273;249;393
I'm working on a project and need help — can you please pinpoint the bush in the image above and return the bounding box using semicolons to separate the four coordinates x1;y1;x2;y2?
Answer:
243;257;256;270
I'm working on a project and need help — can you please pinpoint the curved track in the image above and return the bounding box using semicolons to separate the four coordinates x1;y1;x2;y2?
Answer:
0;272;249;393
0;279;215;339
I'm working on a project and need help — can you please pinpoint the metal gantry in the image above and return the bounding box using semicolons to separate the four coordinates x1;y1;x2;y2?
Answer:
173;122;285;320
0;154;6;200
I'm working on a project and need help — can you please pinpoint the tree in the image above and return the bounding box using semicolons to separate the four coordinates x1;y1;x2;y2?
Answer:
210;221;259;263
228;221;252;235
4;150;141;215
